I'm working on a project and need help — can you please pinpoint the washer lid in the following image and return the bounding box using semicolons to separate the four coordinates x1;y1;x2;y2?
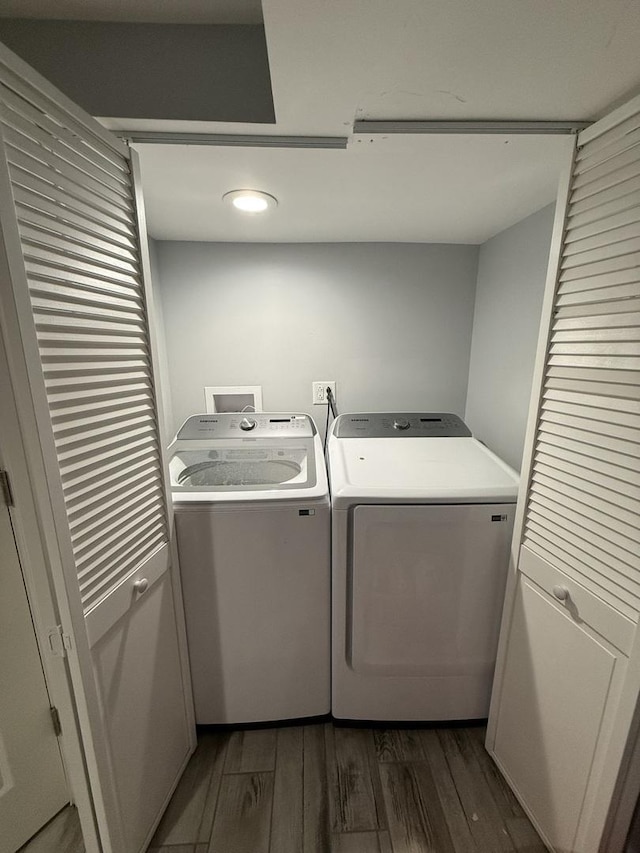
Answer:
328;436;519;506
168;414;329;502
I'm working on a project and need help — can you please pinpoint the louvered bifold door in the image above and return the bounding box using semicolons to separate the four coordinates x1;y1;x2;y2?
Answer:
0;43;193;853
0;57;169;635
524;108;640;622
488;97;640;853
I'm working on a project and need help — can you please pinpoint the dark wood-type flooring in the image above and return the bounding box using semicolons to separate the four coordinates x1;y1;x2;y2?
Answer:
19;723;546;853
18;805;84;853
150;722;545;853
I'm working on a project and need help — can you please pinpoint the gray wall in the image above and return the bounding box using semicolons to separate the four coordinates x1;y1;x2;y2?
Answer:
155;242;479;438
465;204;555;471
0;20;274;122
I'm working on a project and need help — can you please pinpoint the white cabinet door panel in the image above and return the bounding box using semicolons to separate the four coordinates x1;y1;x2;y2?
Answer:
91;573;191;852
493;572;625;853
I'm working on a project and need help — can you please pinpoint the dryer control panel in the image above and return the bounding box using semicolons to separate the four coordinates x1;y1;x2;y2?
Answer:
333;413;471;438
177;413;316;440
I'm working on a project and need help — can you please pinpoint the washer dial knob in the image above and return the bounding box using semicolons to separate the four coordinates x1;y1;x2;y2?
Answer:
393;418;410;431
240;417;257;431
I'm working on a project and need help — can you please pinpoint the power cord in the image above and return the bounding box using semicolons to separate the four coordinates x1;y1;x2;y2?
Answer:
323;386;338;453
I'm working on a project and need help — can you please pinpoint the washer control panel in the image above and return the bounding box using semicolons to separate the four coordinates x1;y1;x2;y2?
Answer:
177;413;315;440
333;413;471;438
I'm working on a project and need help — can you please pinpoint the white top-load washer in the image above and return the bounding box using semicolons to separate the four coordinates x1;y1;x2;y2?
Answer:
169;412;330;724
327;412;519;722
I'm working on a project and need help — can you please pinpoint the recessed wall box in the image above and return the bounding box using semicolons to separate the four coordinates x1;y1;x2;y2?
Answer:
204;385;263;413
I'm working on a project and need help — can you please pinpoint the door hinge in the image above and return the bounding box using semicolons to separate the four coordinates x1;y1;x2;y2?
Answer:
50;706;62;737
0;469;14;507
47;625;72;658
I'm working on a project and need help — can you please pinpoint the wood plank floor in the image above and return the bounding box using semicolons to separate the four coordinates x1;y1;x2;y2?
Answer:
18;805;84;853
18;723;546;852
149;723;547;853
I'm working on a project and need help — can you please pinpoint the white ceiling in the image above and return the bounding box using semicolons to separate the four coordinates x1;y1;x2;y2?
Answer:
137;135;571;244
3;1;640;243
99;0;640;136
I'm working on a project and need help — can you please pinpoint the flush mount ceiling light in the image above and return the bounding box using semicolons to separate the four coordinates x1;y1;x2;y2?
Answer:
223;189;278;213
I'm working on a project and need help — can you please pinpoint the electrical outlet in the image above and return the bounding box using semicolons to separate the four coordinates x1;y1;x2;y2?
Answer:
312;381;336;405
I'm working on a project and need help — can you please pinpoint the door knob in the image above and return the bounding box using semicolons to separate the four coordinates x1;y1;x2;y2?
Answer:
552;585;569;602
134;578;149;594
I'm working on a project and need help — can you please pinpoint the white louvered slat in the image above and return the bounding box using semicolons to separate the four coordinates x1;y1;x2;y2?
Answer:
68;480;163;539
55;420;156;459
1;106;129;193
529;489;640;550
534;452;640;505
546;365;640;385
569;176;640;221
2;125;131;206
556;305;640;325
45;370;151;397
0;82;127;185
22;239;140;281
6;151;134;224
571;145;640;194
32;298;145;326
0;61;128;169
75;499;164;568
0;75;168;614
50;402;155;435
62;446;161;506
543;388;640;415
541;397;640;429
557;286;640;310
13;185;137;250
561;237;640;269
537;434;638;476
553;310;640;331
65;459;160;513
567;204;640;242
17;215;138;267
26;265;141;300
11;172;137;239
19;224;140;274
531;470;640;531
539;421;640;462
576;112;640;166
523;111;640;622
564;223;640;258
567;186;640;231
570;158;640;205
544;377;640;400
540;408;639;443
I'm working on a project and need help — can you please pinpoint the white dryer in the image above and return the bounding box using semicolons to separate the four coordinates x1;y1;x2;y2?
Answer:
327;412;519;722
169;412;330;724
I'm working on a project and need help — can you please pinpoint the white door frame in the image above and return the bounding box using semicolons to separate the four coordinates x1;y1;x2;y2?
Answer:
0;293;100;849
